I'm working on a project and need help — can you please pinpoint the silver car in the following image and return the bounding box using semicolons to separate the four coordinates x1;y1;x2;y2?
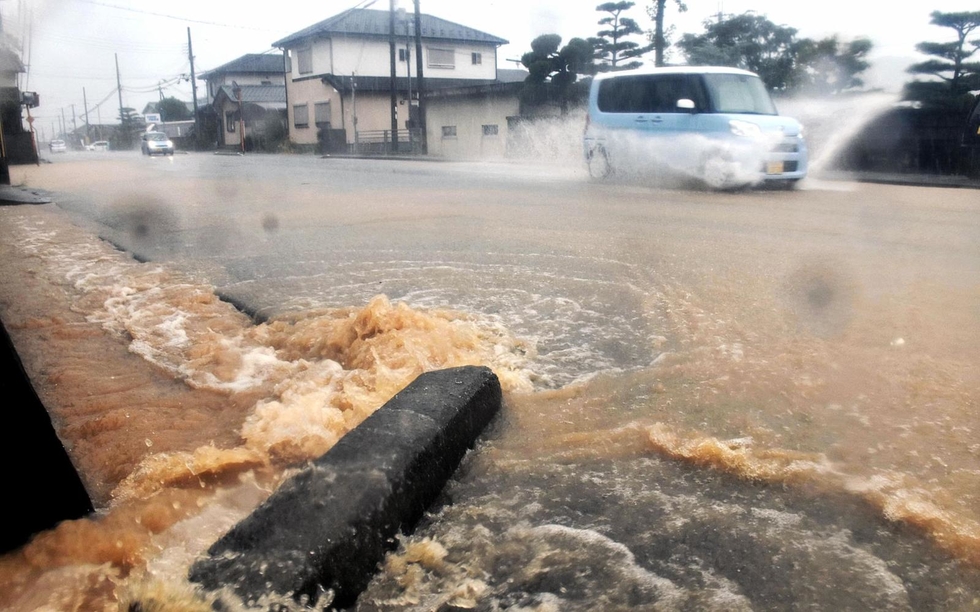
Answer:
140;131;174;156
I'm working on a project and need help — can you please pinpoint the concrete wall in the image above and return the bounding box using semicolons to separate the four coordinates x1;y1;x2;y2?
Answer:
426;92;520;159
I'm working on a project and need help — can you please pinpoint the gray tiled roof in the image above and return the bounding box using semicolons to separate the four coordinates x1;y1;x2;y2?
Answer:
199;53;284;79
273;8;508;48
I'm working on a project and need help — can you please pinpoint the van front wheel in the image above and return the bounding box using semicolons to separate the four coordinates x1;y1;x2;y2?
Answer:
699;152;750;191
588;147;612;181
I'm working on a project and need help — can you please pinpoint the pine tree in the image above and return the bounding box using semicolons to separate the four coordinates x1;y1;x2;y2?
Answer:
906;11;980;102
590;2;652;71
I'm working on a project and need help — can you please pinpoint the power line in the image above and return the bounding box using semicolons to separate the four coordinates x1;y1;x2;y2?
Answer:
75;0;279;32
39;32;186;54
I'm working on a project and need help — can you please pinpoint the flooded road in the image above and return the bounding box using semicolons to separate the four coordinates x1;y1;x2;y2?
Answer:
1;152;979;609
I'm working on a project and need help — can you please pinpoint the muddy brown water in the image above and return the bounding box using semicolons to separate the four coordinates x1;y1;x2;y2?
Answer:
1;157;979;610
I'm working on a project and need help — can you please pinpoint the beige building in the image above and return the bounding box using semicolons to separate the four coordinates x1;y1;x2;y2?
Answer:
199;54;286;104
273;8;508;151
198;54;287;149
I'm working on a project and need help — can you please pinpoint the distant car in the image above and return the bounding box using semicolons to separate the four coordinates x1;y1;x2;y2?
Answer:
86;141;110;152
140;131;174;156
49;139;67;153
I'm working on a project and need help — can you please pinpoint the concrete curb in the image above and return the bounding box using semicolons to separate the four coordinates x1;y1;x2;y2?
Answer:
319;153;446;162
189;365;502;609
1;318;93;553
817;171;980;190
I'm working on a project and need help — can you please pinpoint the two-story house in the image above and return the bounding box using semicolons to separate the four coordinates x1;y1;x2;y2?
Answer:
272;8;507;150
198;53;287;148
0;45;36;164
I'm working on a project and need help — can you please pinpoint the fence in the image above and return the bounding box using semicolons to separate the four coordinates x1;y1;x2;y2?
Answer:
349;129;424;155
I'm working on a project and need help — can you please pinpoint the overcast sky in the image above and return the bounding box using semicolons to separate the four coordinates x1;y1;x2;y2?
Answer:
9;0;979;137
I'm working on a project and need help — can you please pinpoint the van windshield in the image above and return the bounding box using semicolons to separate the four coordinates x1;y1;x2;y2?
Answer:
703;73;778;115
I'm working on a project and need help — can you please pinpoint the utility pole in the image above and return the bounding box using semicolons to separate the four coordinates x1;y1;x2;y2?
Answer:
187;27;200;143
115;53;125;131
413;0;426;154
83;87;90;140
233;81;245;154
404;15;412;149
60;108;66;140
71;104;77;135
388;0;398;154
351;72;358;155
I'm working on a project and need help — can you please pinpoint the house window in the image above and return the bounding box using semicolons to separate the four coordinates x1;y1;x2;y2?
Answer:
314;102;331;127
293;104;309;128
428;47;455;69
297;47;312;75
482;124;498;136
441;125;456;138
472;52;482;65
399;48;411;62
226;111;236;133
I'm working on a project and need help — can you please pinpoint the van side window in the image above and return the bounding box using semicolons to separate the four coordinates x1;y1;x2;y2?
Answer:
598;75;707;113
597;76;646;113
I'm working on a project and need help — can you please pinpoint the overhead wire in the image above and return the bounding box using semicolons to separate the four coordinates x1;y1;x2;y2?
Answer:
75;0;280;32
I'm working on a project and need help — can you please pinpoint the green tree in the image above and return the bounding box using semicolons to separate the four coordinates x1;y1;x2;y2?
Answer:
590;2;652;71
157;97;192;122
111;107;143;150
193;106;220;150
521;34;595;114
795;36;873;94
906;11;980;102
646;0;687;67
677;12;804;91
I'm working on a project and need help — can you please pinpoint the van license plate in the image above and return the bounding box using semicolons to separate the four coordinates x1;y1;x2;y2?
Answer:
766;161;784;175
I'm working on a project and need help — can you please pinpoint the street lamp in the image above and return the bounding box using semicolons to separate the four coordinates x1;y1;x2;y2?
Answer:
232;81;245;154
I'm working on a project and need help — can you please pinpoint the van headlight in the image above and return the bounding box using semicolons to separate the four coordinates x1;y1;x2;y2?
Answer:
729;120;762;138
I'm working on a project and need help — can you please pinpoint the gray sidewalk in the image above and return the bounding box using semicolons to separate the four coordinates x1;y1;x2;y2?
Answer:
0;185;52;205
815;170;980;189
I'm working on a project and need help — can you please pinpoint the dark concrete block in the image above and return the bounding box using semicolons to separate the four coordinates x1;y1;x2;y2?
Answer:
0;319;93;553
189;365;502;608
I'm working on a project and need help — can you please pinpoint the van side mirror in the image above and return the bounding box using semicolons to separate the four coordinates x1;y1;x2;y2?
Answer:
677;99;696;113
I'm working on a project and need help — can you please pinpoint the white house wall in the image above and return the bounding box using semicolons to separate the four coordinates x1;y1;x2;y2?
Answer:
289;37;497;80
425;93;519;159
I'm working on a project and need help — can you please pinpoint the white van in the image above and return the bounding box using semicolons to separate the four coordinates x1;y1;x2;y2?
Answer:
583;66;808;188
